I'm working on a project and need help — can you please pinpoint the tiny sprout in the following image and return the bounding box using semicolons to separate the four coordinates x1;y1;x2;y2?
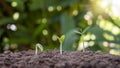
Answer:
57;35;65;54
35;43;43;55
58;35;65;43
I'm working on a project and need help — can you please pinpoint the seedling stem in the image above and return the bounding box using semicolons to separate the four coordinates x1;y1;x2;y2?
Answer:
60;41;62;54
57;35;65;55
82;35;85;52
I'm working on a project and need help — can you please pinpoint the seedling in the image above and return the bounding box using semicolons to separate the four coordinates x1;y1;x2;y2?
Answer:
57;35;65;54
35;43;43;55
74;30;85;52
74;27;90;52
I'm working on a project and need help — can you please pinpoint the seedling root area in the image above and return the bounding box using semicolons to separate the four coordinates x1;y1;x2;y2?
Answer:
0;50;120;68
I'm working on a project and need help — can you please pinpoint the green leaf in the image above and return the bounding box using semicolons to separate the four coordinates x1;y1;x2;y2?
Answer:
29;0;45;10
60;35;65;42
0;18;14;25
57;35;65;43
60;13;78;51
82;26;91;34
63;29;79;51
60;13;75;34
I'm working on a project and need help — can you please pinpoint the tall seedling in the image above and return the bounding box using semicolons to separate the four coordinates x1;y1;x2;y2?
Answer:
74;27;90;52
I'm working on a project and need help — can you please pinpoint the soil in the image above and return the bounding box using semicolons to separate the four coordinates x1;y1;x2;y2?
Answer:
0;50;120;68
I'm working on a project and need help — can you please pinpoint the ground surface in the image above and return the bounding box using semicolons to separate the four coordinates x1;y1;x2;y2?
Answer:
0;50;120;68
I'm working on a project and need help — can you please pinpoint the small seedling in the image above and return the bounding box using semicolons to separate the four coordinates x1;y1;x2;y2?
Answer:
57;35;65;54
35;43;43;55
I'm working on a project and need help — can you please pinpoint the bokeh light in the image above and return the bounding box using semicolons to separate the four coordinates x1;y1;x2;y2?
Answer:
13;12;19;20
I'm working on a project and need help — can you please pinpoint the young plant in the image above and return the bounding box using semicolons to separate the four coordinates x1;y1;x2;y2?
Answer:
57;35;65;55
35;43;43;55
74;27;90;52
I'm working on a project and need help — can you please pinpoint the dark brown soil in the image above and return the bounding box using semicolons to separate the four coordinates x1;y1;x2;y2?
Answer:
0;50;120;68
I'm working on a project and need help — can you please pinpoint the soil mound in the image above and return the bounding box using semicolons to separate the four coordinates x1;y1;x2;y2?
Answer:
0;50;120;68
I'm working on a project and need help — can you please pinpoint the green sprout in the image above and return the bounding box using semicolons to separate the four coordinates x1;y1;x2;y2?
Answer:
35;43;43;55
57;35;65;54
74;27;90;52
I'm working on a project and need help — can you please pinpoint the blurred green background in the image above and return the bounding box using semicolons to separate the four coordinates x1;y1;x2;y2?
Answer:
0;0;120;55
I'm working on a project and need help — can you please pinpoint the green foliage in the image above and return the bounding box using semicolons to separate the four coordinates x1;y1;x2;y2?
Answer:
57;35;65;43
63;29;78;51
0;0;120;54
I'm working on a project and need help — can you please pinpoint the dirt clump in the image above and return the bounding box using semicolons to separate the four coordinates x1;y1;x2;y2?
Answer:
0;50;120;68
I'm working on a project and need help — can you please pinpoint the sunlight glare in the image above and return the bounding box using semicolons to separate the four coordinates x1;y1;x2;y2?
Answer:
100;0;120;17
101;0;109;8
111;0;120;17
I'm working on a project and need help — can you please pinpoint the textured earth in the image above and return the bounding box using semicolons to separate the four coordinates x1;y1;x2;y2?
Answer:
0;50;120;68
